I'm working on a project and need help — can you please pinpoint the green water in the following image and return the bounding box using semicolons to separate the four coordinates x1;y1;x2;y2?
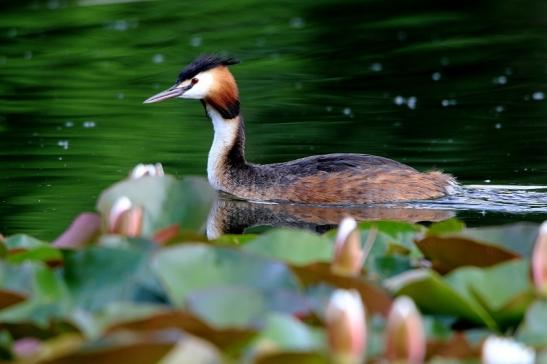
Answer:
1;0;547;239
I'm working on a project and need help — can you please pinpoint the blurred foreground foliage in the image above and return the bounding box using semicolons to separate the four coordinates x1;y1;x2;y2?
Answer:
0;173;546;363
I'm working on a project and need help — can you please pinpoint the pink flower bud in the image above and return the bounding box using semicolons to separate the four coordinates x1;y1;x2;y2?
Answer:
532;221;547;295
326;289;367;364
129;163;165;179
385;296;426;364
13;337;41;358
108;196;143;237
332;217;364;276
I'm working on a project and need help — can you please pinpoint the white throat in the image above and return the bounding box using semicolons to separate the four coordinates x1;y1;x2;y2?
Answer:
206;105;239;190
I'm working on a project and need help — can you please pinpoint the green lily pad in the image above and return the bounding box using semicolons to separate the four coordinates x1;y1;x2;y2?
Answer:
62;245;161;312
517;299;547;347
96;176;215;236
387;260;533;329
2;235;62;264
386;269;494;328
460;223;539;257
242;229;333;265
427;218;466;236
152;244;301;307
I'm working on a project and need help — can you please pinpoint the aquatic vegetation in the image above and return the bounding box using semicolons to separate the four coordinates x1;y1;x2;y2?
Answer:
0;172;546;363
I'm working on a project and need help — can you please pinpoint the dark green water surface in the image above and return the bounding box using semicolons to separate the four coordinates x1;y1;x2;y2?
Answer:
1;0;547;239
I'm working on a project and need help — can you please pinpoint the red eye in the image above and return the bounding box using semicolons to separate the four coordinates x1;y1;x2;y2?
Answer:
191;78;199;85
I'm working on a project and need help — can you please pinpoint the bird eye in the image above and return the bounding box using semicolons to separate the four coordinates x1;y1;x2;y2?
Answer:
191;78;199;85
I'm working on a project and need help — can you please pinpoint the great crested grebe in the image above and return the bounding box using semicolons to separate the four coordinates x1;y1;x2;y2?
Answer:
144;54;457;204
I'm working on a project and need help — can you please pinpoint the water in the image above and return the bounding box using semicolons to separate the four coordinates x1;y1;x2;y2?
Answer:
1;0;547;240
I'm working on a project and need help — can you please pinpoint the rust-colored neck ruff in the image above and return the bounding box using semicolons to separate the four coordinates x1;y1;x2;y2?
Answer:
203;66;240;119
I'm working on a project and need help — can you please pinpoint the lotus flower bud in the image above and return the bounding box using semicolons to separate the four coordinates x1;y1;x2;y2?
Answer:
481;336;535;364
129;163;164;179
13;337;41;358
532;221;547;295
385;296;425;364
325;289;367;364
332;217;364;276
108;196;143;237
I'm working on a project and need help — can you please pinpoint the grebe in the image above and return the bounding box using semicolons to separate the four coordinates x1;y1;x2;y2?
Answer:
144;54;457;204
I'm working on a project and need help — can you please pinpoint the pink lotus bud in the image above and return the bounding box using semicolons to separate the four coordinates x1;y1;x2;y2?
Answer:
385;296;426;364
13;337;41;358
326;289;367;364
332;217;364;276
108;196;143;237
129;163;165;179
532;221;547;295
482;336;535;364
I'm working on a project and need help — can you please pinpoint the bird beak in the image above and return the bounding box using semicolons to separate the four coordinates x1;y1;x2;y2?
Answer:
143;84;187;104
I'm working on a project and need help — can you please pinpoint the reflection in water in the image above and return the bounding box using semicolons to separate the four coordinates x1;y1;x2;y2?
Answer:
206;196;454;239
206;185;547;239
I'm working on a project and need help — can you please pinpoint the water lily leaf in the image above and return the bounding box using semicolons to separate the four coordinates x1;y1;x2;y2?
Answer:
385;269;495;328
3;234;47;250
0;290;26;310
292;262;392;316
446;260;532;326
517;299;547;347
460;223;540;257
253;313;324;352
152;244;300;307
242;229;333;265
2;235;62;264
106;310;255;350
415;235;519;274
62;246;161;312
97;176;215;236
159;335;223;364
427;218;466;236
39;331;180;364
255;352;328;364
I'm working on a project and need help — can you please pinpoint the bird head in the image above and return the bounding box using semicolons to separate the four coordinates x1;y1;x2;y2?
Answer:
144;54;240;117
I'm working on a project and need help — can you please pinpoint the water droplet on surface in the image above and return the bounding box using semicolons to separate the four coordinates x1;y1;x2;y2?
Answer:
406;96;417;110
57;140;69;150
495;105;504;113
64;121;74;128
441;99;457;107
394;96;405;106
342;107;353;117
116;92;125;100
532;91;545;101
493;75;507;85
152;54;164;64
370;63;382;72
495;123;502;129
190;36;202;47
83;121;96;128
432;72;441;81
289;17;305;29
325;106;333;112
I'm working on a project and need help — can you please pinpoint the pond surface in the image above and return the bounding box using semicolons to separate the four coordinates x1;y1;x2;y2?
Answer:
1;0;547;240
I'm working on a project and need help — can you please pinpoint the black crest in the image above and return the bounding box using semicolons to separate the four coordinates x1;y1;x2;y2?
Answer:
177;54;239;83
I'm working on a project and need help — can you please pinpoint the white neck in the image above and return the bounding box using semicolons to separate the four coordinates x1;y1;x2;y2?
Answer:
206;105;240;190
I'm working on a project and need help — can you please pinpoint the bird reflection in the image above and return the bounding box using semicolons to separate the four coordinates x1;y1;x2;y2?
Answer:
206;195;454;239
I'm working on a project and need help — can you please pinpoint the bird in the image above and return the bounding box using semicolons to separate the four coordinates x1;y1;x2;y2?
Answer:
144;54;457;204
